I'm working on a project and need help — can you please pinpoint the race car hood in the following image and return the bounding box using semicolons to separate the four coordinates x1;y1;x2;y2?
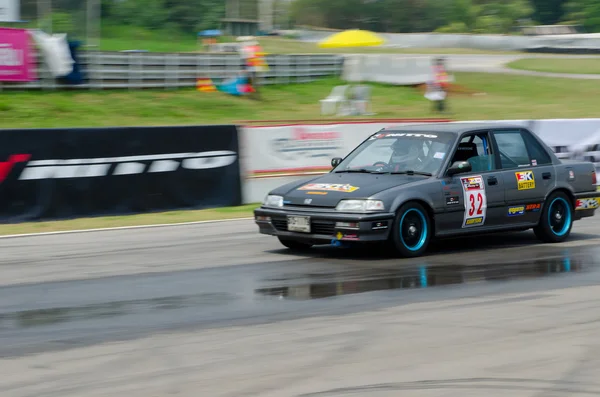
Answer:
278;173;425;207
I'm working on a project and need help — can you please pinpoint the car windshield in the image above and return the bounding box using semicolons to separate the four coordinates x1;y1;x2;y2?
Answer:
333;131;456;176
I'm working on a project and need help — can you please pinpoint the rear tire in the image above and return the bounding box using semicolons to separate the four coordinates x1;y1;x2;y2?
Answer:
277;237;313;250
389;201;432;257
533;191;573;243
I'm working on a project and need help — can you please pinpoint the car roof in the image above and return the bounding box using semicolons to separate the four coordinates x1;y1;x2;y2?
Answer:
379;122;528;136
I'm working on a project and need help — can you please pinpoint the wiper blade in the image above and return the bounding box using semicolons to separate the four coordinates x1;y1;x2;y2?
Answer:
389;170;433;176
335;168;379;174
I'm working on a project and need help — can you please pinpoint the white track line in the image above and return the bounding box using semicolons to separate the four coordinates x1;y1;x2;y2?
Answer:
0;217;255;239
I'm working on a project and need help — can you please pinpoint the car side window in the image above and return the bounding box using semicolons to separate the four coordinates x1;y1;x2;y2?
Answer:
521;131;552;166
493;130;531;169
450;132;495;172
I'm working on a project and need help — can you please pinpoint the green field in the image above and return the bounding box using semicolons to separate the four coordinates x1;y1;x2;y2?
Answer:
507;57;600;75
3;72;600;130
0;204;259;236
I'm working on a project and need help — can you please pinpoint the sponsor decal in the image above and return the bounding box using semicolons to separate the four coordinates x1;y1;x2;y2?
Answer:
531;159;537;166
298;183;359;193
304;198;312;204
336;231;359;241
460;175;487;228
508;206;525;217
465;216;484;226
372;132;438;139
461;176;484;191
575;198;599;210
526;203;542;212
271;126;342;161
446;196;460;205
306;191;328;195
515;171;535;190
0;152;236;182
568;170;575;181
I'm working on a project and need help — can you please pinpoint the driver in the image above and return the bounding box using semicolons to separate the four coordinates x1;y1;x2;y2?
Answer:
388;139;422;172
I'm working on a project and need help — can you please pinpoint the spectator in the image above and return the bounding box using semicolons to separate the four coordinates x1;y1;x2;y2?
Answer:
426;57;450;113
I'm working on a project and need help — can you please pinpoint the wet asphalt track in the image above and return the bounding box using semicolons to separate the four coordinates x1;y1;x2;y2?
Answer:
1;217;600;396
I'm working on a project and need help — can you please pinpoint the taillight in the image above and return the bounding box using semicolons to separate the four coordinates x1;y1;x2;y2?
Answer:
593;170;597;185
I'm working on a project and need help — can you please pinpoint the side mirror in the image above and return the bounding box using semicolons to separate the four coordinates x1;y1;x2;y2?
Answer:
447;161;472;176
331;157;342;167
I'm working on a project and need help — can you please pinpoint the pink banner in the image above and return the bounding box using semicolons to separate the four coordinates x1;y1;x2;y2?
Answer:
0;27;36;82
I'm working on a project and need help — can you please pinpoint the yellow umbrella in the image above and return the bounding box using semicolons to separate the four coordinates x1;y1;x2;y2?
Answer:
318;29;385;48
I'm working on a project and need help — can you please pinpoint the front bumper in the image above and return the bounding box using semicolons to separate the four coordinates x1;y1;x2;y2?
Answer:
573;191;600;220
254;206;395;243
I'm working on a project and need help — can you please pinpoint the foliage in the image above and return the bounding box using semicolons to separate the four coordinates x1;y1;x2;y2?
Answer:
16;0;600;36
289;0;600;33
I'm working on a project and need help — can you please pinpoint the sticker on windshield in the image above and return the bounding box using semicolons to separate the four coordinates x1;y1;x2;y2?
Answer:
460;175;487;228
298;183;359;193
373;132;438;139
434;152;445;159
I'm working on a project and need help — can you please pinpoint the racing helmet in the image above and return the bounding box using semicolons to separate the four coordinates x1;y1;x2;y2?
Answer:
390;138;420;166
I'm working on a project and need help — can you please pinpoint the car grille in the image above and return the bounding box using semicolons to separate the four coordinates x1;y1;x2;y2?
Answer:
271;218;335;236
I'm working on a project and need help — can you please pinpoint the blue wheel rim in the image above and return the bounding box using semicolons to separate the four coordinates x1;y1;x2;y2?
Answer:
548;197;571;237
399;208;428;251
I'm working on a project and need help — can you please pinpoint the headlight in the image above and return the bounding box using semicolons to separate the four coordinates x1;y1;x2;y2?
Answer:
263;194;284;208
335;199;385;212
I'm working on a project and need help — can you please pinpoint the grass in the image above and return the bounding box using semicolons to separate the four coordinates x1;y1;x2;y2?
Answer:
507;57;600;75
0;204;259;236
3;73;600;129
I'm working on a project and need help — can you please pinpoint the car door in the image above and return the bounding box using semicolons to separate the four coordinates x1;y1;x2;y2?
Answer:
436;131;506;233
490;128;556;225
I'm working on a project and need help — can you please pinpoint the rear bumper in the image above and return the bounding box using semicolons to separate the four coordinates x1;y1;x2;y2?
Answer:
573;191;600;220
254;206;395;243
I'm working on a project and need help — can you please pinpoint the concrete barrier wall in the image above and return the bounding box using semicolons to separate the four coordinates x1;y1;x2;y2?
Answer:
298;30;600;51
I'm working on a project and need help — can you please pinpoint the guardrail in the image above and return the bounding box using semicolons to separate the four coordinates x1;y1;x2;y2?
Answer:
0;50;345;91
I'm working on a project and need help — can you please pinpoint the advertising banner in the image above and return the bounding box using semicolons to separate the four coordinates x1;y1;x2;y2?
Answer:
0;27;36;82
0;0;19;23
241;120;443;178
0;125;242;221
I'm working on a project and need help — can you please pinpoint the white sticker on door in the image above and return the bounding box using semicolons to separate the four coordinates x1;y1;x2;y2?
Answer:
460;175;487;228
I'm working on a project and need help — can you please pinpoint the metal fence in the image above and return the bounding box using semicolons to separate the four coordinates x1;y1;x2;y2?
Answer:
0;50;345;91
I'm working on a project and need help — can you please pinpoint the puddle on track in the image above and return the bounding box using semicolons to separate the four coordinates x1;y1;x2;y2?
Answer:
0;292;237;330
255;248;599;300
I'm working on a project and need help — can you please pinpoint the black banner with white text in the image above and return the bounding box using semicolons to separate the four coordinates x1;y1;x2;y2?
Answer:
0;125;242;222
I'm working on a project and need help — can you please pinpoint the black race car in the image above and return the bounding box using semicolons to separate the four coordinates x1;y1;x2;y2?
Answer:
254;123;600;257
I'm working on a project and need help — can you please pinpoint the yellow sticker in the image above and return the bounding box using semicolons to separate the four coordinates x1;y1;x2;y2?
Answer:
306;191;328;195
576;198;599;210
465;217;484;225
508;206;525;216
298;183;359;193
515;171;535;190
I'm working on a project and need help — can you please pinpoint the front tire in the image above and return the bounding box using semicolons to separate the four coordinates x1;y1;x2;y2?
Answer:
533;191;573;243
277;237;313;250
389;201;432;257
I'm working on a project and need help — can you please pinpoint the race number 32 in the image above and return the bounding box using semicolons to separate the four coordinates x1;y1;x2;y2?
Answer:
461;175;487;228
468;192;484;217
